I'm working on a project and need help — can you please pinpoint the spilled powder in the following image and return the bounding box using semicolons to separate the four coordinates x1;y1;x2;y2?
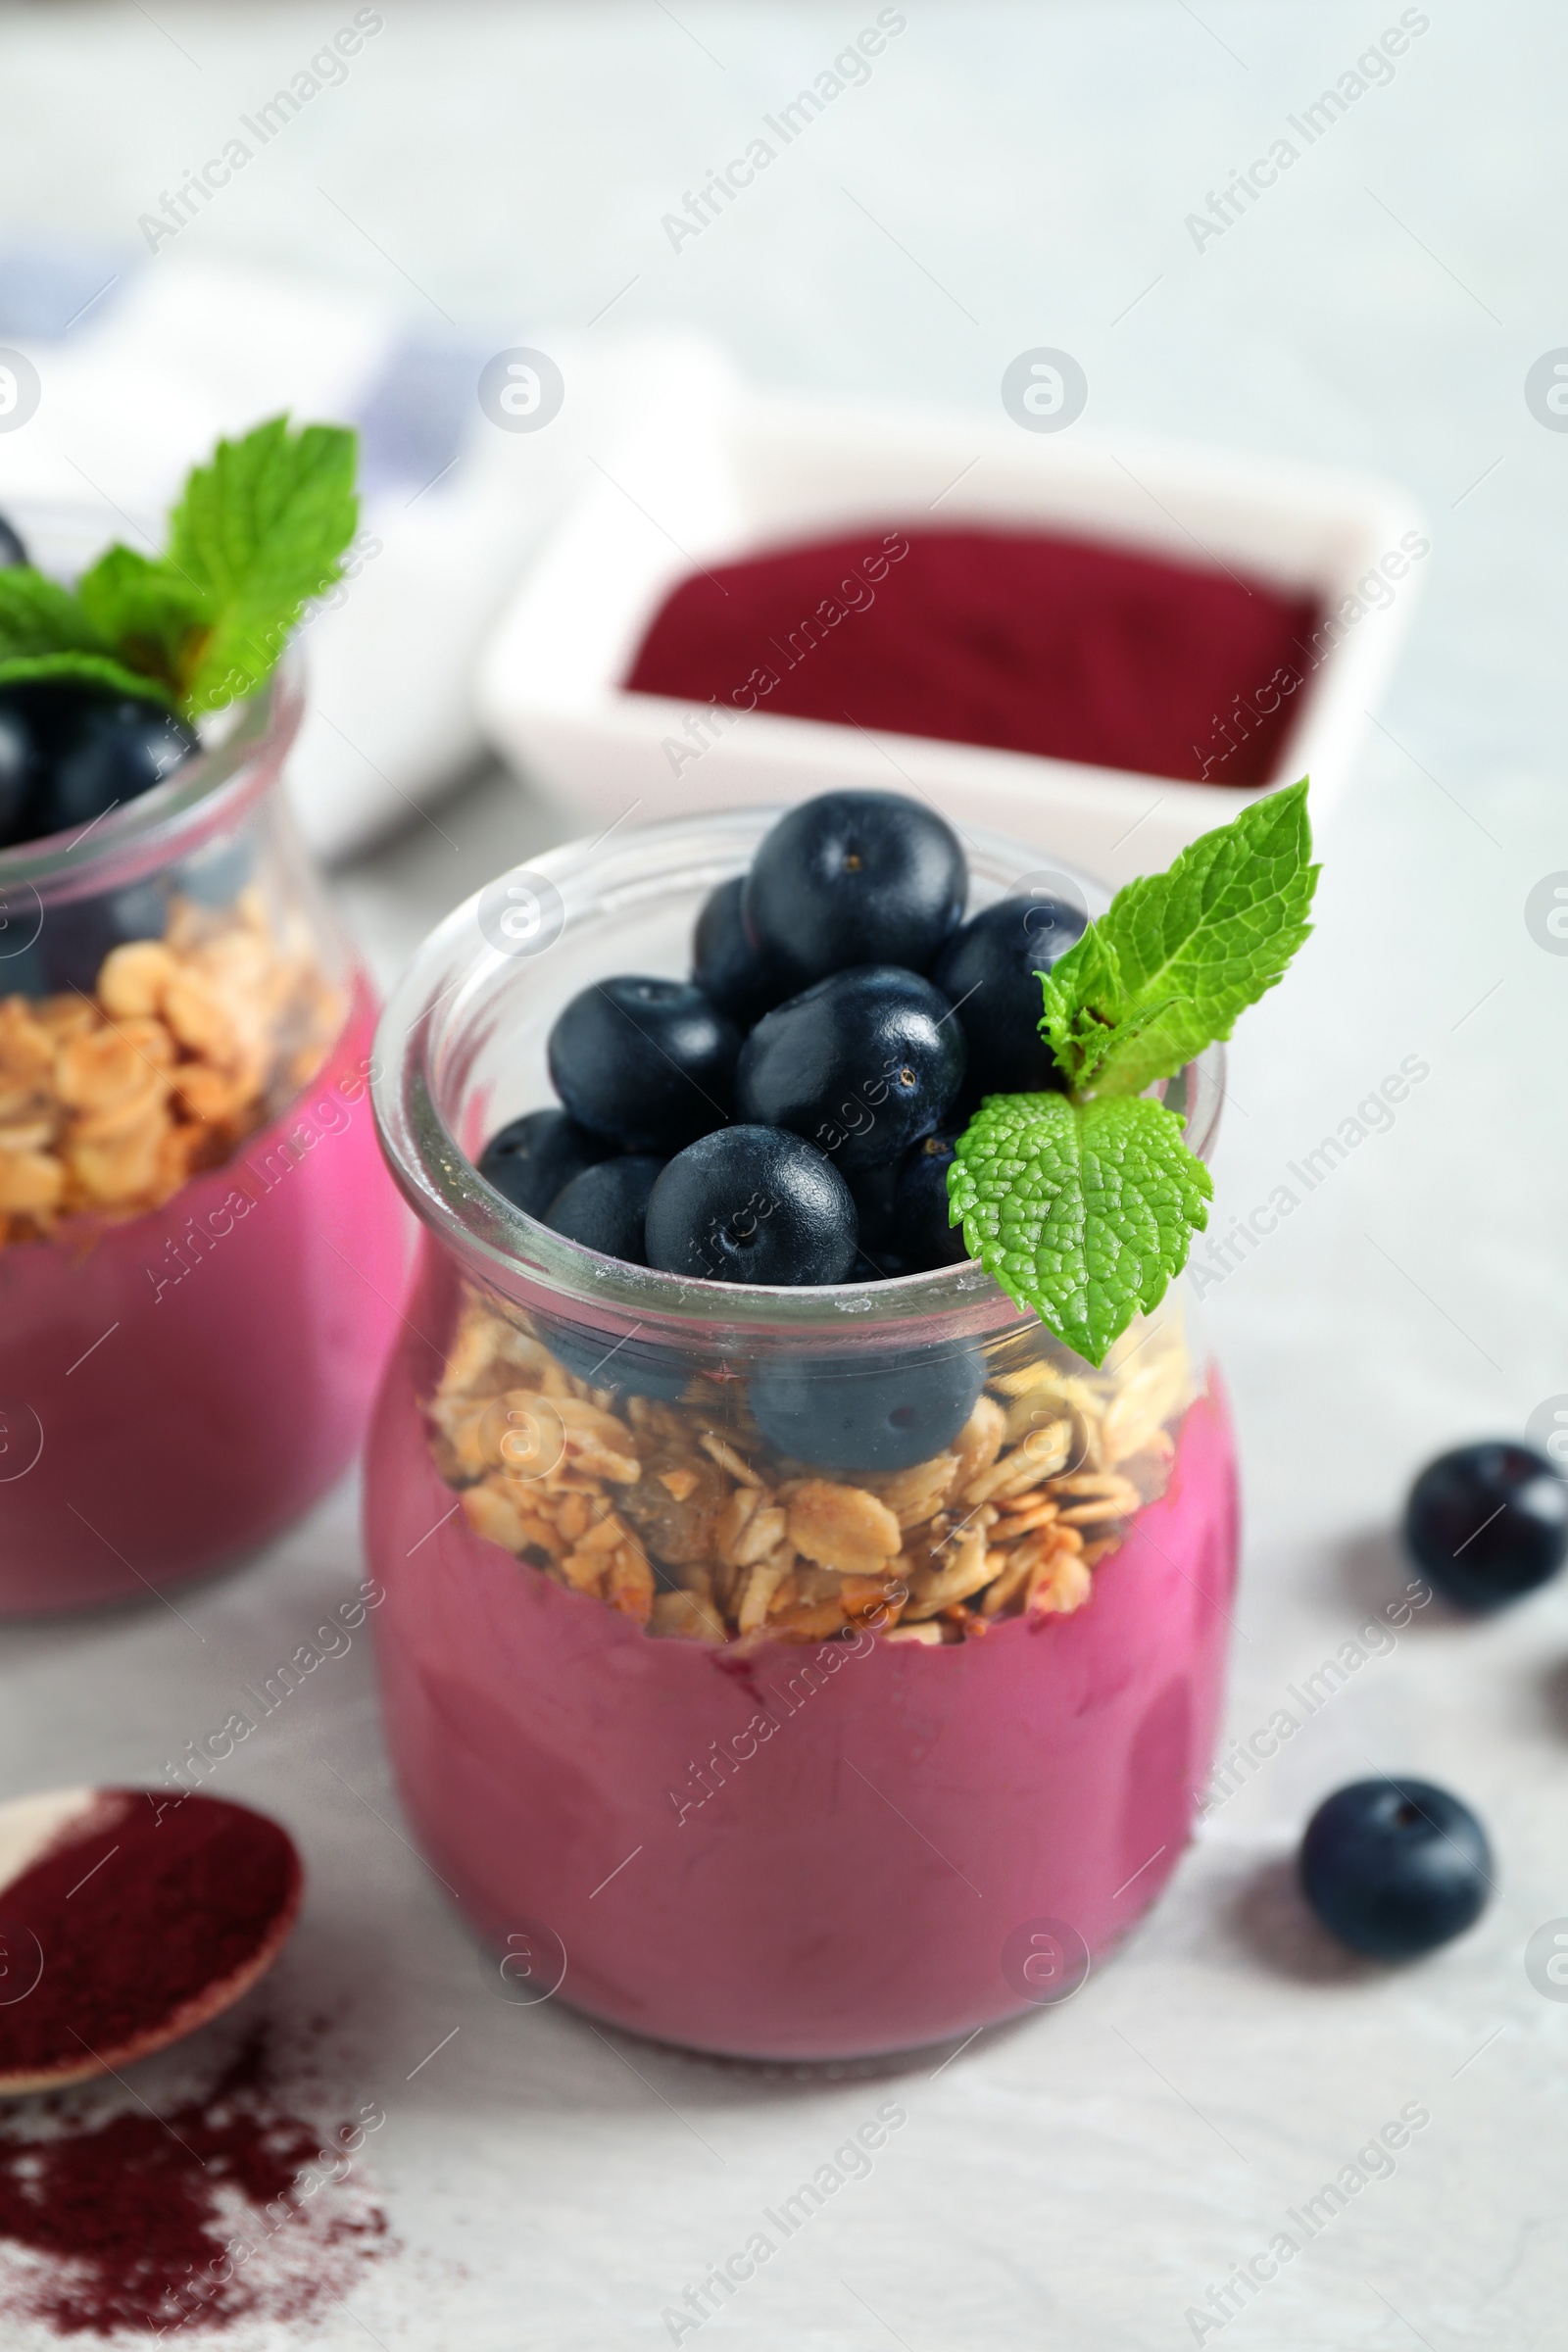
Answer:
0;2030;389;2337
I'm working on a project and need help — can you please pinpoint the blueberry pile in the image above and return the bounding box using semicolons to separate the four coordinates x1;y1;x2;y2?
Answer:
0;511;199;855
477;789;1088;1286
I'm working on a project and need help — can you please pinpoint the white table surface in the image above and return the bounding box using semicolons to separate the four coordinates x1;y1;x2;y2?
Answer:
2;4;1565;2345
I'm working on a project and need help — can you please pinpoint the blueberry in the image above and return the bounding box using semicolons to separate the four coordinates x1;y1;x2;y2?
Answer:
0;693;39;848
31;878;172;996
537;1316;694;1402
15;684;198;840
0;514;24;568
751;1343;987;1472
176;833;254;907
743;790;966;989
543;1155;665;1266
737;966;964;1175
478;1108;616;1219
644;1126;858;1285
1403;1441;1568;1610
548;975;741;1152
892;1135;969;1272
1298;1779;1493;1960
848;1158;903;1255
692;876;792;1027
932;892;1086;1102
845;1161;909;1279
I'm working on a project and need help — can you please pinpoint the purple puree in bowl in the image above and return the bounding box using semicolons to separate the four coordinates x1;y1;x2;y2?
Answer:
623;525;1324;787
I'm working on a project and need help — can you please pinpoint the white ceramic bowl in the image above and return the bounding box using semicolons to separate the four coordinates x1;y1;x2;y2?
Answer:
476;382;1425;883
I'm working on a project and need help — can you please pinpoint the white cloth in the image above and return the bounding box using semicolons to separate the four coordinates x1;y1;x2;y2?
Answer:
0;242;728;856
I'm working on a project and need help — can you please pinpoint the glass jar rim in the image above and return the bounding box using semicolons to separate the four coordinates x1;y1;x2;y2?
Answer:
0;654;300;911
372;806;1227;1354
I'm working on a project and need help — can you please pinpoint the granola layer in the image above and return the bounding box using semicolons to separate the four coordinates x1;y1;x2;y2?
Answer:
425;1292;1195;1645
0;886;344;1249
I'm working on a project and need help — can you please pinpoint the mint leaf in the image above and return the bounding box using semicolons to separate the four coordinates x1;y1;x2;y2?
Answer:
0;418;358;724
1039;921;1124;1086
0;569;176;702
0;568;106;664
167;416;358;712
76;546;211;698
0;650;175;704
949;1092;1212;1364
1042;779;1318;1098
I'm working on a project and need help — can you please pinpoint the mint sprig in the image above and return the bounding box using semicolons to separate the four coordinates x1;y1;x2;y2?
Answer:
0;416;359;719
1041;779;1317;1098
950;782;1318;1365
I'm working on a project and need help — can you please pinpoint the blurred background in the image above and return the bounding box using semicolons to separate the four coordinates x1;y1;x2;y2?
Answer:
2;6;1563;2345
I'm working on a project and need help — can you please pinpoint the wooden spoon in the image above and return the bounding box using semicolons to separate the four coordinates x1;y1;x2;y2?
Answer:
0;1787;302;2095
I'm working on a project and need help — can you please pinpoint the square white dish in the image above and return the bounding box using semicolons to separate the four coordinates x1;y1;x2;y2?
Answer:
476;380;1425;883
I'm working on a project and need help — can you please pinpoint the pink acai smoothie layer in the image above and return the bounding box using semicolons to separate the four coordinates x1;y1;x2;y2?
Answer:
368;1326;1239;2060
0;981;407;1615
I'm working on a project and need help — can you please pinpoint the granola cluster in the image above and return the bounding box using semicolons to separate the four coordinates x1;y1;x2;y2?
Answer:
426;1293;1194;1645
0;886;343;1248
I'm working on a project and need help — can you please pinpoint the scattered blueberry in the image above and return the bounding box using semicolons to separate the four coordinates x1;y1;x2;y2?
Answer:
548;976;741;1153
692;876;791;1028
0;513;24;569
737;966;964;1174
1403;1441;1568;1610
932;892;1085;1102
751;1342;987;1472
743;790;966;989
1298;1778;1493;1961
645;1126;858;1286
479;1107;616;1220
544;1156;664;1264
893;1135;969;1272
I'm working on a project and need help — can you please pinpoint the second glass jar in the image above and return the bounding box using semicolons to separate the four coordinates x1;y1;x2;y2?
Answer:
0;660;407;1613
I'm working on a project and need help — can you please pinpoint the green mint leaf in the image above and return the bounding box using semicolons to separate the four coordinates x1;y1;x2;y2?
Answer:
1042;921;1124;1085
1041;778;1318;1098
0;650;175;705
166;415;358;712
0;418;358;723
0;571;173;701
0;568;107;665
76;546;212;698
948;1092;1212;1365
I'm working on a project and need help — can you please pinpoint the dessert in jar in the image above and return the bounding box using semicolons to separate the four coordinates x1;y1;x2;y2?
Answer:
0;421;406;1612
366;783;1313;2058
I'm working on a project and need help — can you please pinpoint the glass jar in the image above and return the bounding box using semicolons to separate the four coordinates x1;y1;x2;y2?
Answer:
367;809;1238;2061
0;655;407;1614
